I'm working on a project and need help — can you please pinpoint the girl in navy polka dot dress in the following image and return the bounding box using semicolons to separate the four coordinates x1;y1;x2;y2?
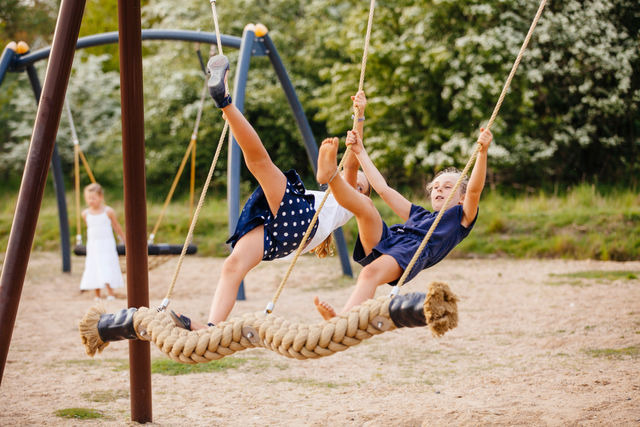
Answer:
171;55;371;330
313;124;493;320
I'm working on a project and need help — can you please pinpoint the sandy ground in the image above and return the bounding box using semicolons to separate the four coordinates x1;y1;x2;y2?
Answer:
0;251;639;426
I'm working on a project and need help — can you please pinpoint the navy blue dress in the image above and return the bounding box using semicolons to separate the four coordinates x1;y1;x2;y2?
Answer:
227;169;318;261
353;204;477;285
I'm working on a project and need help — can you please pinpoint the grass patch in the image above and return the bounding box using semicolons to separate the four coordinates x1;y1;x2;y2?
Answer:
81;389;128;403
270;377;347;389
584;346;640;359
2;183;639;259
54;358;129;372
54;408;105;419
150;357;246;375
550;270;639;281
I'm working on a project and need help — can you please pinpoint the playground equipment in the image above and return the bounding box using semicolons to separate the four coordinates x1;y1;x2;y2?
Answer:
0;0;547;422
0;1;344;421
0;29;353;279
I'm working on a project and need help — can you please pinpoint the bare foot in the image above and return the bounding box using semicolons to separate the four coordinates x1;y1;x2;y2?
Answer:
190;319;207;330
316;137;339;184
314;296;337;320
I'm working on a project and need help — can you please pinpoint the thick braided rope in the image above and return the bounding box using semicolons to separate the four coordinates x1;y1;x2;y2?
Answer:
395;0;547;288
160;1;228;306
268;0;376;312
133;296;394;362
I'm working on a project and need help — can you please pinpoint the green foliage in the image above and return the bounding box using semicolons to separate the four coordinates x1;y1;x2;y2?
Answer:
150;357;245;375
0;0;57;48
0;0;639;193
54;408;105;419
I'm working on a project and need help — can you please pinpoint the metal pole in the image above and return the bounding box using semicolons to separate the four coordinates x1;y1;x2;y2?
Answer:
0;45;17;87
14;30;243;68
25;64;71;273
262;34;353;277
228;27;256;301
0;0;86;385
117;0;152;422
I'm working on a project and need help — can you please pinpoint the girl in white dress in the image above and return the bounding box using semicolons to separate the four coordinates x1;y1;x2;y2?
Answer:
79;183;126;300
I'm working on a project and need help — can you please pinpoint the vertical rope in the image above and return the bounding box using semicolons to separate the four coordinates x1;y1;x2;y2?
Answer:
209;0;224;56
394;0;547;289
74;143;82;245
267;0;376;313
159;1;229;309
161;121;229;306
66;99;85;245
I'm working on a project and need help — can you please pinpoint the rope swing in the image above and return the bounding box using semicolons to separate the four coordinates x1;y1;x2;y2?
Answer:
80;282;458;362
79;0;548;364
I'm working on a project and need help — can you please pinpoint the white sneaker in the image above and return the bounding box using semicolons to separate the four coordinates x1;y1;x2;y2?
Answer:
107;295;115;301
94;297;101;302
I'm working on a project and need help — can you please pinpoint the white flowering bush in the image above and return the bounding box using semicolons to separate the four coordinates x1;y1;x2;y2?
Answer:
1;0;637;190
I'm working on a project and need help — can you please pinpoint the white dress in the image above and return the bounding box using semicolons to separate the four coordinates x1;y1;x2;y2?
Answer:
79;210;124;290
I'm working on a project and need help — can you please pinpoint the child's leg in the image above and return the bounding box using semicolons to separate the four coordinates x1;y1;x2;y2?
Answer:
340;254;402;313
94;289;101;299
220;106;286;217
205;225;264;325
105;283;115;297
317;138;383;254
315;254;402;320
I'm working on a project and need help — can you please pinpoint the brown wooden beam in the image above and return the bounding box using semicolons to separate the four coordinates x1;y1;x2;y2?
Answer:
0;0;86;385
117;0;152;422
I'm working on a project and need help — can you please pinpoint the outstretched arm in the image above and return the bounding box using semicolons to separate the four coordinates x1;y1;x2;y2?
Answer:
342;90;367;188
346;130;412;221
462;128;492;227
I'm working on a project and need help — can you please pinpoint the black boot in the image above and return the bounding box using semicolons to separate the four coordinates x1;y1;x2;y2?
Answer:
207;54;232;108
169;310;192;330
97;307;138;342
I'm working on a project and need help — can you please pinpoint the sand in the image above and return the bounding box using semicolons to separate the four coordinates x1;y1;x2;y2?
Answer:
0;252;638;426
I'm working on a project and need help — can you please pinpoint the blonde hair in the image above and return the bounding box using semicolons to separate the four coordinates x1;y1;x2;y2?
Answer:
84;182;104;196
312;234;334;258
425;167;468;196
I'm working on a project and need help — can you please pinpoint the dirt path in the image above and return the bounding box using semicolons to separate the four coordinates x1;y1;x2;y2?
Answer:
1;252;638;426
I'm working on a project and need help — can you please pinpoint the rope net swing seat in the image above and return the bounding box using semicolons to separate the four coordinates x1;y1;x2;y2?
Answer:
79;0;547;362
80;283;458;362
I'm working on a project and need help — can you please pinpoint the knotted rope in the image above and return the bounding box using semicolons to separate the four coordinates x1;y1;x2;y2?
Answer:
80;281;458;362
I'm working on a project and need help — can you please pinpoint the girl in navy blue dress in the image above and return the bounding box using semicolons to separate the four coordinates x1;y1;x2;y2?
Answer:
313;124;493;320
171;55;371;330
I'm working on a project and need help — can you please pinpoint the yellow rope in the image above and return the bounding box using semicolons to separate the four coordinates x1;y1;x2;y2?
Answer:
395;0;548;289
78;150;96;184
266;0;376;313
150;80;208;243
74;144;82;245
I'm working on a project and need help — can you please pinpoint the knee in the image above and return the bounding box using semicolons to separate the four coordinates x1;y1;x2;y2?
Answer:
358;263;387;288
221;253;249;276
